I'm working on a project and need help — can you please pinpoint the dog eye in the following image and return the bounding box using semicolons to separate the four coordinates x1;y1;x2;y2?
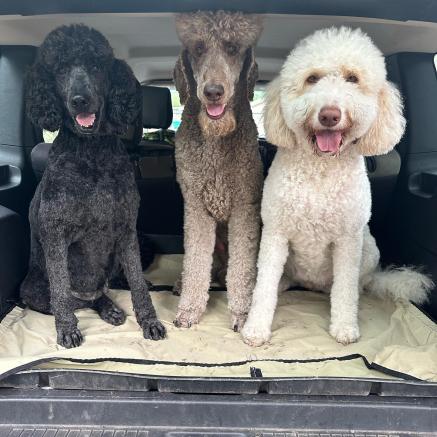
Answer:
346;74;359;83
306;75;319;84
194;41;206;56
224;42;239;56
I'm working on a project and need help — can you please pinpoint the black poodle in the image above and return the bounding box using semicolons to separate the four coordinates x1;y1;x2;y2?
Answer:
20;24;166;348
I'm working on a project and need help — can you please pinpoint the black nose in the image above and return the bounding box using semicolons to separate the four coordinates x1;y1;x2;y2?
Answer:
318;106;341;127
203;84;224;102
71;94;89;110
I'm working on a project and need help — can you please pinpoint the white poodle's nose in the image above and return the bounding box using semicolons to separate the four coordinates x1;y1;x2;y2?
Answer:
318;106;341;127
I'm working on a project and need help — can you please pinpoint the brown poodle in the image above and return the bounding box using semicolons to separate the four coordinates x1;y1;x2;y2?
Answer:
172;11;263;331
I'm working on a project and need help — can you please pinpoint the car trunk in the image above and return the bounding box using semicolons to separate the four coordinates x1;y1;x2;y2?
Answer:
0;1;436;435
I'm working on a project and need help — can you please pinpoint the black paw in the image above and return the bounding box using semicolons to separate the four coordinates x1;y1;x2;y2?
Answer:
142;319;166;340
99;304;126;326
57;327;83;349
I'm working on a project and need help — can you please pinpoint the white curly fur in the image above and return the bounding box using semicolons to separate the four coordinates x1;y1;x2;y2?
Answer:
241;27;433;347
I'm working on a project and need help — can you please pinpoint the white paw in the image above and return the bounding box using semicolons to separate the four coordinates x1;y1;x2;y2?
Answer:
241;320;271;347
329;322;360;345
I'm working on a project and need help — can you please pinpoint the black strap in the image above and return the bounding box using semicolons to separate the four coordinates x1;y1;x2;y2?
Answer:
0;352;422;383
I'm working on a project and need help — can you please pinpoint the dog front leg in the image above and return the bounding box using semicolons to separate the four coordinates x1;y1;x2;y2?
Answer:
241;228;289;346
226;202;260;332
42;238;83;348
329;232;363;344
119;232;166;340
174;202;216;328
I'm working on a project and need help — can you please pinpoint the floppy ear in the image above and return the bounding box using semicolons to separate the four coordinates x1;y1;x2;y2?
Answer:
263;77;296;149
357;81;406;156
173;49;194;105
107;59;141;135
242;48;258;101
25;62;62;132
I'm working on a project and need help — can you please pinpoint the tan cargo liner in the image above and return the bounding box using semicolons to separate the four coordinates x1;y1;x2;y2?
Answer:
0;255;436;381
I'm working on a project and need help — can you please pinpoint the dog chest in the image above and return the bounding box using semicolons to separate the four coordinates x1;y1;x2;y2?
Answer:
201;173;233;222
39;160;139;231
176;143;237;222
263;151;371;238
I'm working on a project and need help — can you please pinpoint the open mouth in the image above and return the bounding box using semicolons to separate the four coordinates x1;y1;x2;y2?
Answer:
205;103;226;120
312;130;345;154
74;112;98;133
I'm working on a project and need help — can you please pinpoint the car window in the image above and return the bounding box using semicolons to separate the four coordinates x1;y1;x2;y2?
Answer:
146;81;266;138
43;129;58;143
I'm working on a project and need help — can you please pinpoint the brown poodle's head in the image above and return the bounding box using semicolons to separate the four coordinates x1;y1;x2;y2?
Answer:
174;11;262;137
26;24;140;137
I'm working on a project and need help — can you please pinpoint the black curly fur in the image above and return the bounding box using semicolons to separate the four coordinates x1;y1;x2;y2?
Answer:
109;231;156;289
20;24;166;348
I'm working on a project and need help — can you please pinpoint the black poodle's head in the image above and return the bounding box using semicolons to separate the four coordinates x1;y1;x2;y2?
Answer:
26;24;140;136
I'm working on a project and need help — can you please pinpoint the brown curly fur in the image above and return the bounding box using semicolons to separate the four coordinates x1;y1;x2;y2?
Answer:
172;11;263;331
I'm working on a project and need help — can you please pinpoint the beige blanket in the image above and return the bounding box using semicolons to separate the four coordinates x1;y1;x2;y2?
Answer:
0;255;436;381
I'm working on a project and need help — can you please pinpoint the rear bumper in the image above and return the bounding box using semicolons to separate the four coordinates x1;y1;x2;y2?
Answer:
0;387;436;435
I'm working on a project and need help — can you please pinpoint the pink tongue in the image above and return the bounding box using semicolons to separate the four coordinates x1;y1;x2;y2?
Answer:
206;104;225;117
75;113;96;127
315;131;342;153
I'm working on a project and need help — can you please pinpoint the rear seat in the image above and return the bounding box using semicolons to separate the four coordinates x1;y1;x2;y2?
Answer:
29;85;401;253
140;85;173;147
134;86;184;251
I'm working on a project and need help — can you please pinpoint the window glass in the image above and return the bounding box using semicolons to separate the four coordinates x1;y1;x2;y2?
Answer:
43;130;58;143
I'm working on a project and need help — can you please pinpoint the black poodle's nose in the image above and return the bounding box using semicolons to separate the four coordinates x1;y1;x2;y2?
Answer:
318;106;341;127
71;94;90;110
204;84;224;102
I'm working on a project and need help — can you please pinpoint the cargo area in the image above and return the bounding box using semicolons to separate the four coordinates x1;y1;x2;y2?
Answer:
0;1;437;434
0;254;436;384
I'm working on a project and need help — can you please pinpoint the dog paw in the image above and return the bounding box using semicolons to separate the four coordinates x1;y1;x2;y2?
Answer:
172;278;182;296
142;319;166;340
57;327;84;349
241;321;271;347
330;322;360;345
99;304;126;326
231;312;248;332
173;309;201;328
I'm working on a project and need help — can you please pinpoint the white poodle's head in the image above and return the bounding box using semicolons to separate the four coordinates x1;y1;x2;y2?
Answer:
264;27;406;156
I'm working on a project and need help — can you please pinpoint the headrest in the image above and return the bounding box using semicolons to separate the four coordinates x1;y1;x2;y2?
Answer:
142;85;173;129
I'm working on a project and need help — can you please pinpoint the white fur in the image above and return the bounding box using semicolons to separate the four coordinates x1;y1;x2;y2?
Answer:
241;27;433;347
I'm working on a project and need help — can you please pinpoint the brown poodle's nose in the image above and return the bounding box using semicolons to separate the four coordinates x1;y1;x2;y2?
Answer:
318;106;341;127
204;84;224;102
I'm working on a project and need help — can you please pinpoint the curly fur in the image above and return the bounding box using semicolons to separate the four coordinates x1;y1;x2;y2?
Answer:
20;24;166;348
172;11;264;331
242;27;433;347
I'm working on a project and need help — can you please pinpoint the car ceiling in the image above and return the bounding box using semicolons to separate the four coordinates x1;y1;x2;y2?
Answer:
0;13;436;82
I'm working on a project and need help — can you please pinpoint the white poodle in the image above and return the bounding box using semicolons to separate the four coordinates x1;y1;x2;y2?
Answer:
241;27;433;347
